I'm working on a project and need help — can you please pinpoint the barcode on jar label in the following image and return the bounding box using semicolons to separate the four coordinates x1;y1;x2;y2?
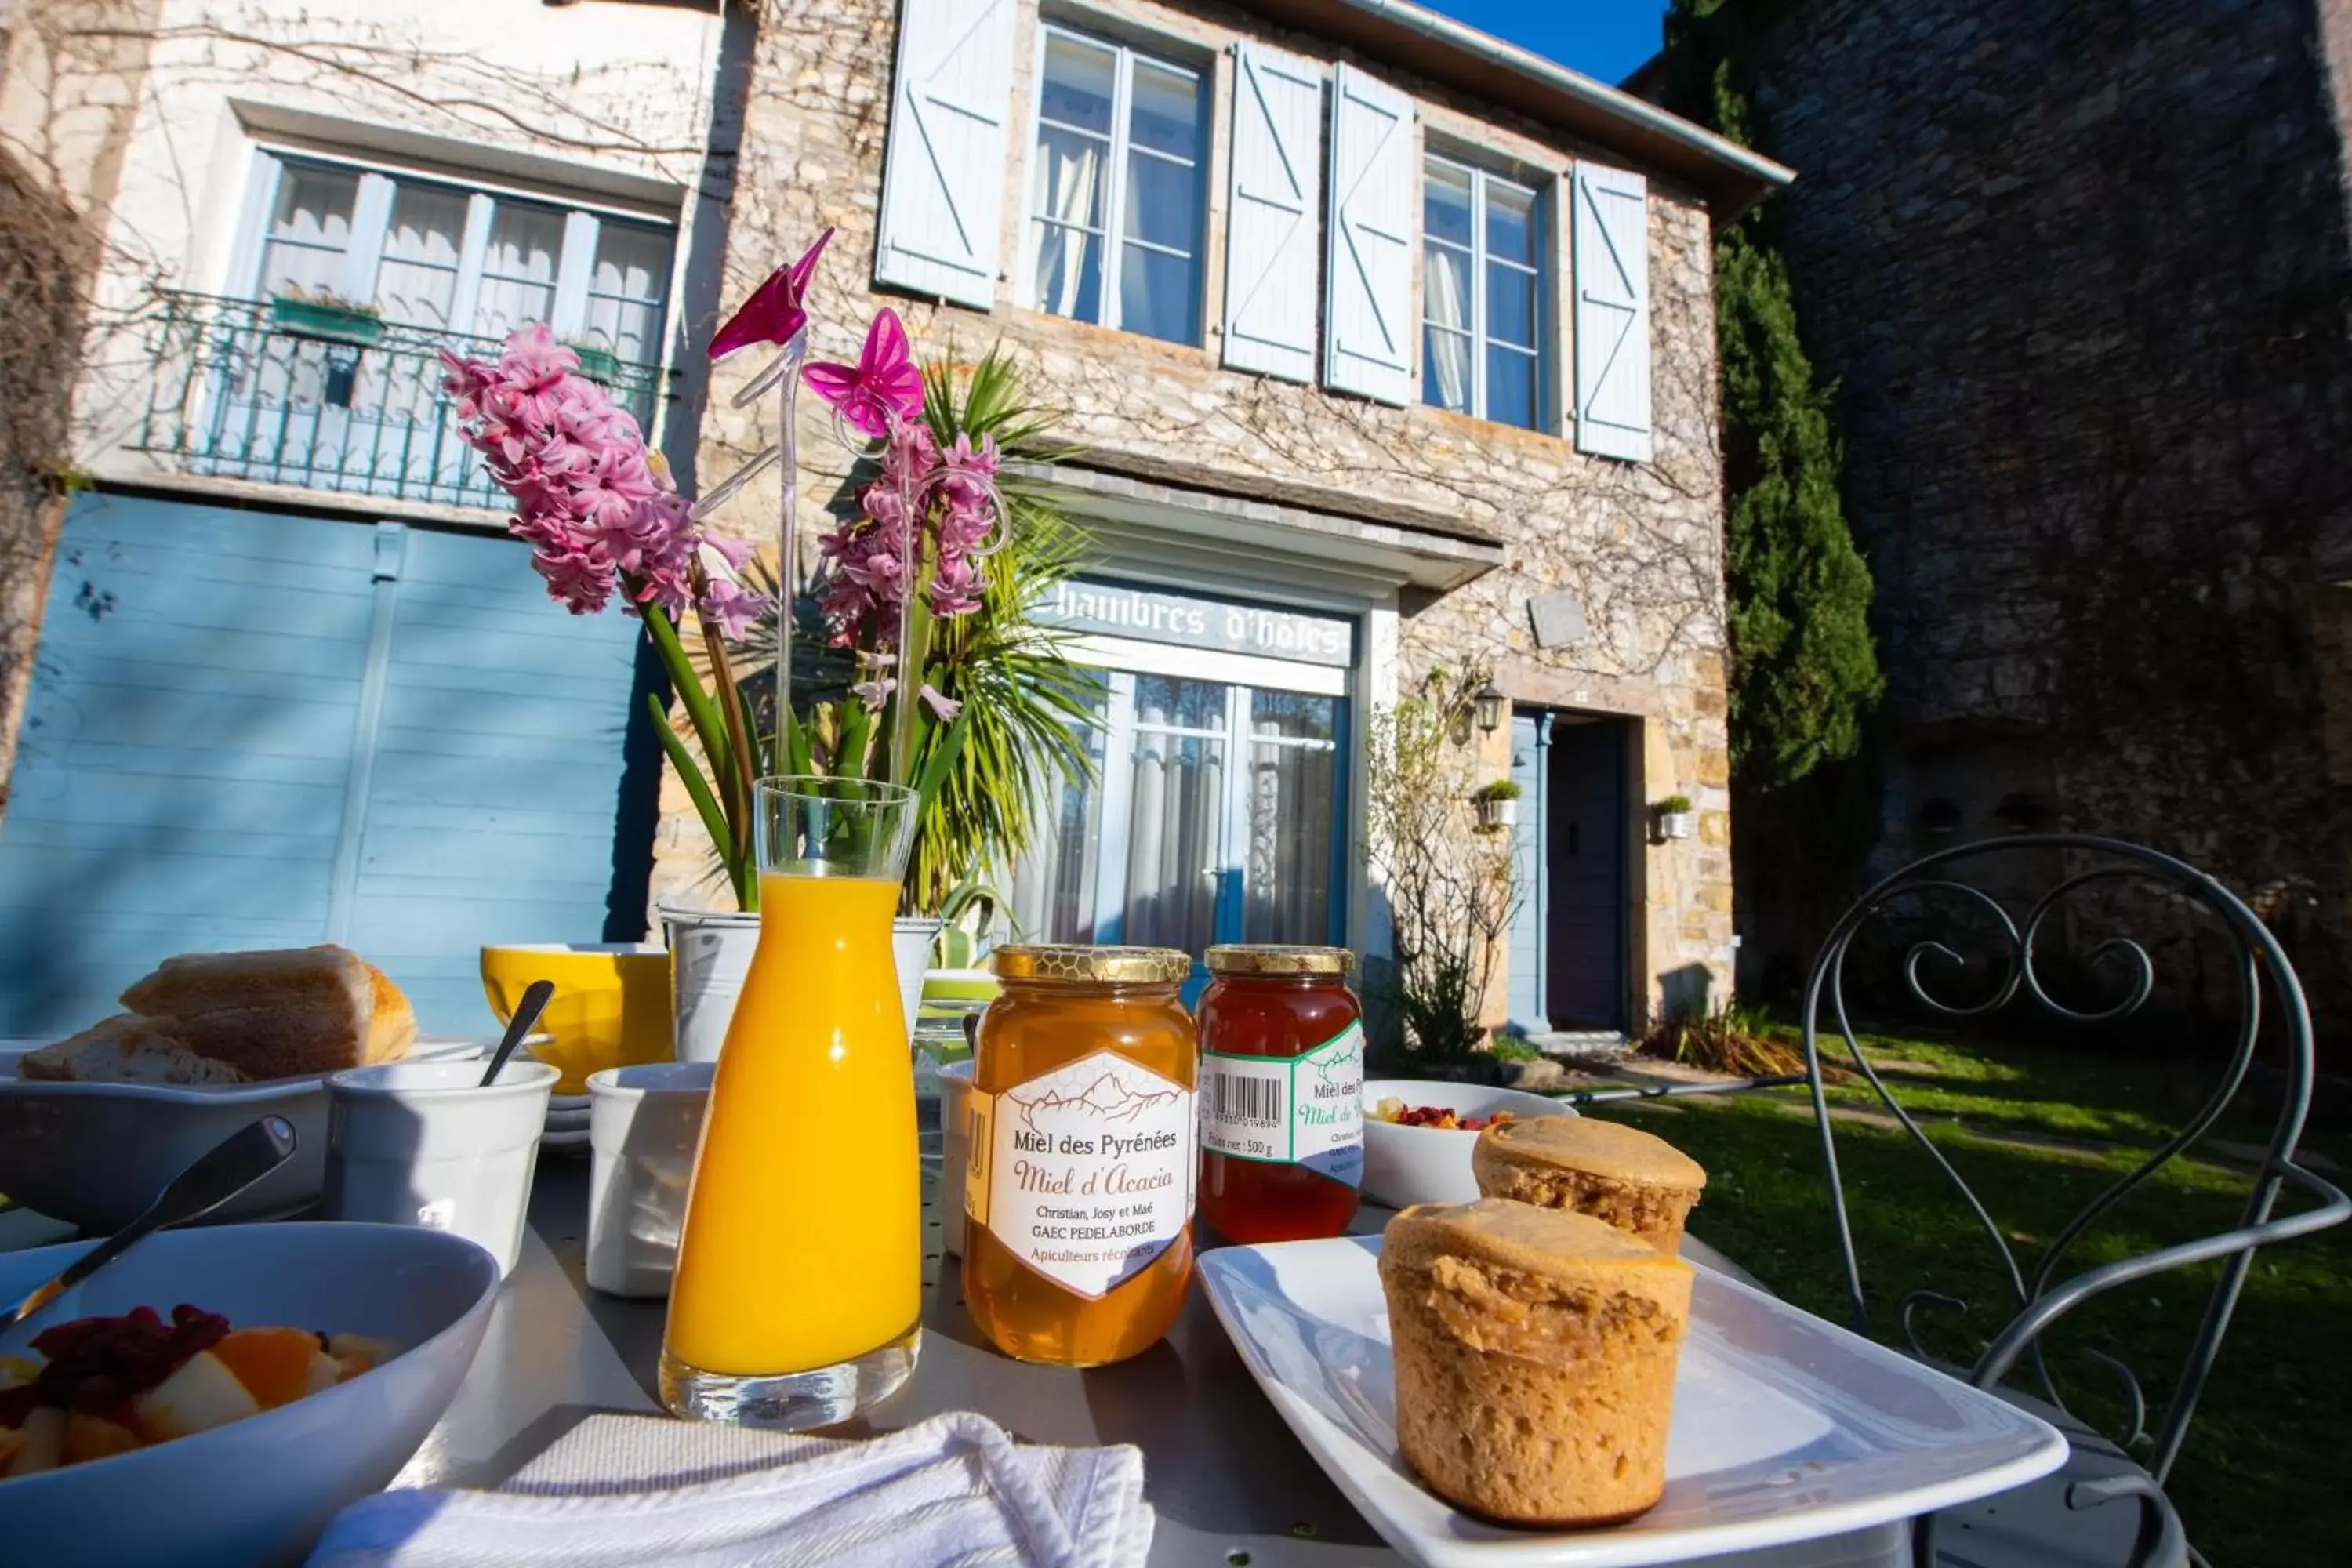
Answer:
1210;1070;1283;1127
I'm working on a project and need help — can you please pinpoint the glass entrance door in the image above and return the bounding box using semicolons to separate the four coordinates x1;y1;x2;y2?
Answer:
1010;671;1346;962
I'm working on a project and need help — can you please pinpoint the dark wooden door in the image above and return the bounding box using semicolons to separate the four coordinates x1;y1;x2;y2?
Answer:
1544;718;1628;1029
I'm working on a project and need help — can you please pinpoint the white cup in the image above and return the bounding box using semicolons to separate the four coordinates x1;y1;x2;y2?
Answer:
585;1061;715;1297
325;1058;559;1278
939;1059;973;1257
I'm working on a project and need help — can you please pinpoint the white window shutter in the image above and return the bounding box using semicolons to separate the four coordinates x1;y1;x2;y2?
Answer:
875;0;1016;309
1322;63;1415;405
1572;162;1653;463
1221;41;1323;383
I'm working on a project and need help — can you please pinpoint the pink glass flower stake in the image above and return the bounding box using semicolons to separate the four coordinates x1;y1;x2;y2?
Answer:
804;308;924;441
707;229;834;361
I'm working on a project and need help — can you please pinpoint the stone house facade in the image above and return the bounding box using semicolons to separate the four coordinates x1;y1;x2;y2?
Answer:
681;0;1785;1032
1716;0;2352;1040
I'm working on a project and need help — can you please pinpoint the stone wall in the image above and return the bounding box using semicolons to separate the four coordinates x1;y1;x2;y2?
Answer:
677;0;1739;1022
1736;0;2352;1038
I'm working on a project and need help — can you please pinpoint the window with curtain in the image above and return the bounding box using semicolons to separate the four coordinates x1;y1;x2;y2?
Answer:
1422;154;1544;431
1029;26;1206;347
472;198;567;341
258;165;361;300
1243;689;1340;945
245;155;676;367
374;183;468;330
1008;673;1110;946
583;221;672;365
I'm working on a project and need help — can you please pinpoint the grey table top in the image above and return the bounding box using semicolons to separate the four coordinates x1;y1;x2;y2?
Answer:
397;1135;1401;1565
386;1119;1889;1568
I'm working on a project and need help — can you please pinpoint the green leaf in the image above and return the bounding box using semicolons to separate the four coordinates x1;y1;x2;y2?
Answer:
736;684;765;780
643;609;736;804
781;697;813;777
910;708;971;830
647;691;739;891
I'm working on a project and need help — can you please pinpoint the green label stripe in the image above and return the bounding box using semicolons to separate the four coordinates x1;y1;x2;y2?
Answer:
1200;1020;1363;1065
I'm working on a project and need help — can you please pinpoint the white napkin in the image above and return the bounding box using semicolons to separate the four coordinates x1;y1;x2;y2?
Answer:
307;1410;1155;1568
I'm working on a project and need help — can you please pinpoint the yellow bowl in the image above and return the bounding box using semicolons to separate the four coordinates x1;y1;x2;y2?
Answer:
480;943;671;1094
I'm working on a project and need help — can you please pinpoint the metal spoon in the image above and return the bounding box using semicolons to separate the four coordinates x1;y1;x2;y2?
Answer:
481;978;555;1088
0;1113;298;1338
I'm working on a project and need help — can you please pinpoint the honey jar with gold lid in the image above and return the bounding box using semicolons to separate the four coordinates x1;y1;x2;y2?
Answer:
962;944;1196;1367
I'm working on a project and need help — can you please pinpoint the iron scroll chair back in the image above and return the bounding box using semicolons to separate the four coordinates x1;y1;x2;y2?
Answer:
1798;835;2348;1564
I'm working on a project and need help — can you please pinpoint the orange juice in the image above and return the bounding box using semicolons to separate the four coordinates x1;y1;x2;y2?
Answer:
663;872;919;1376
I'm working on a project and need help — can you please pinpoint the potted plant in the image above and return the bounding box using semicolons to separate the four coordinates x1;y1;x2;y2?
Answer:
1653;793;1696;841
270;286;384;347
1472;778;1521;831
439;229;1091;1055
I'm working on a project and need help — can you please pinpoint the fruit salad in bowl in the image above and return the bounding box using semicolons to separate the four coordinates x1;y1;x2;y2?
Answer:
0;1304;393;1478
0;1221;499;1568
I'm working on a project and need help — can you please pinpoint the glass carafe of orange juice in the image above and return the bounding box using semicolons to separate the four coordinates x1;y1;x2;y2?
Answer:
963;946;1196;1367
660;776;919;1428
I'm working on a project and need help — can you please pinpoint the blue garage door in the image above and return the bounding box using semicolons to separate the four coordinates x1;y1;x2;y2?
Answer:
0;495;652;1039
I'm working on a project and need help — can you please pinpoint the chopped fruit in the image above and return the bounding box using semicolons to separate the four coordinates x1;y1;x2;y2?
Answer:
213;1327;328;1410
326;1333;394;1378
1368;1100;1517;1132
1;1306;394;1479
60;1413;140;1465
302;1350;344;1399
131;1351;260;1440
2;1407;62;1478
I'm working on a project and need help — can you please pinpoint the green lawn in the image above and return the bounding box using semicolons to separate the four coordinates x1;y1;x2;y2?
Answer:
1575;1033;2350;1566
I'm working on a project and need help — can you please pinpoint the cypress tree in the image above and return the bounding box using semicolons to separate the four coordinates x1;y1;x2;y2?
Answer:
1663;1;1882;792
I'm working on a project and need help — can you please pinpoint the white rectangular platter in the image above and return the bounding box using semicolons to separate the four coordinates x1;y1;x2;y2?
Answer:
1197;1234;2066;1568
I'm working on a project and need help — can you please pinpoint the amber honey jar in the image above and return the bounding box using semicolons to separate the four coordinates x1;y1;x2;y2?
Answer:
1196;945;1363;1243
962;945;1196;1367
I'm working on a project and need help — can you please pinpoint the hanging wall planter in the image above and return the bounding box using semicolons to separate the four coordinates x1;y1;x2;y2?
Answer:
570;344;622;383
1652;794;1696;842
1472;779;1521;833
270;293;385;347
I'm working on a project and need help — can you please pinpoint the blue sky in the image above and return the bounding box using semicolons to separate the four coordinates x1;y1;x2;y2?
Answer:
1418;1;1672;85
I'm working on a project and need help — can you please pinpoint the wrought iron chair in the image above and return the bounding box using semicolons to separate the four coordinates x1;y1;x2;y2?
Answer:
1798;835;2349;1568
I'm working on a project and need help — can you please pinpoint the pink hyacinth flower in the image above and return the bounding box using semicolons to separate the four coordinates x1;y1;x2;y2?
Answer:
804;308;925;441
707;228;835;360
697;576;766;641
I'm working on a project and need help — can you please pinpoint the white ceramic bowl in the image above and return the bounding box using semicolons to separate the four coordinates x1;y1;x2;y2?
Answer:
0;1038;496;1232
0;1221;502;1566
1358;1078;1576;1210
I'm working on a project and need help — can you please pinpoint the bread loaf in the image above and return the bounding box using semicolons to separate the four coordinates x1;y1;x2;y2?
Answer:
118;946;416;1081
1381;1197;1693;1526
18;1014;248;1087
1472;1115;1708;1252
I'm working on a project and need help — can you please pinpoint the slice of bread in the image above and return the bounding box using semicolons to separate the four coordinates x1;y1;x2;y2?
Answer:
361;960;418;1065
119;946;415;1082
18;1014;248;1086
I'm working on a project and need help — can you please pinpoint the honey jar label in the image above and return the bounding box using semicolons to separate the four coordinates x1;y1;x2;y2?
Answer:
972;1049;1195;1298
1200;1022;1365;1185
